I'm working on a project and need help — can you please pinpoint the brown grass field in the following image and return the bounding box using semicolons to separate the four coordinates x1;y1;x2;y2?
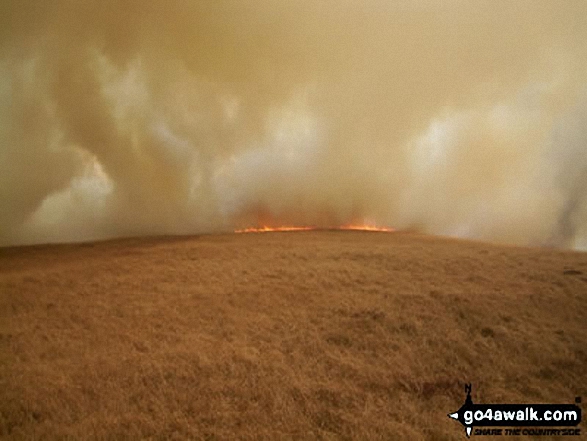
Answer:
1;231;586;440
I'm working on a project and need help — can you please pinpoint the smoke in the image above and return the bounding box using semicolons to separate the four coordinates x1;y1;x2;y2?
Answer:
1;1;586;248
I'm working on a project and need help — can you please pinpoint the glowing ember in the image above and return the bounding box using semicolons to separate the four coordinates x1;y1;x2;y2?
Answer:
234;226;316;233
234;225;394;233
338;225;395;232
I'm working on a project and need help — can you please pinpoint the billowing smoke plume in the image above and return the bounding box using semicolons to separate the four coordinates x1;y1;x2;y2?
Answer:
1;1;586;248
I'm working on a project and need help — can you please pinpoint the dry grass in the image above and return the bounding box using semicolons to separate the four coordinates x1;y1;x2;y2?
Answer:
1;231;586;440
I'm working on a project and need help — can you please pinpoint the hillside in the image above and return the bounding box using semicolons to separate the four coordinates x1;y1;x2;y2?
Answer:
1;231;586;439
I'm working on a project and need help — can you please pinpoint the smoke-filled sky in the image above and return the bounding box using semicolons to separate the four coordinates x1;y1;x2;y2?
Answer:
1;1;586;249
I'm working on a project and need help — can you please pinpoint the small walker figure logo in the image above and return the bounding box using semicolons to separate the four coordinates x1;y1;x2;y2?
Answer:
448;384;582;437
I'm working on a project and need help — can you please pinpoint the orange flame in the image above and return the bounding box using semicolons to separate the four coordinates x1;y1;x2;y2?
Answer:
234;225;394;233
337;225;395;232
234;226;316;233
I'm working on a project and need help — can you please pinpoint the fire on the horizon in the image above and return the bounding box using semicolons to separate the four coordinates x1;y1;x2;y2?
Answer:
234;225;394;233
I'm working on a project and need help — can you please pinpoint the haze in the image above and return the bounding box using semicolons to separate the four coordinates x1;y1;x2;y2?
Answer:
1;1;586;248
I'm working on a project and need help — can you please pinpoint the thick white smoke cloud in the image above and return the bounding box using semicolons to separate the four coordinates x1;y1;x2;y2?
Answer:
1;1;586;248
